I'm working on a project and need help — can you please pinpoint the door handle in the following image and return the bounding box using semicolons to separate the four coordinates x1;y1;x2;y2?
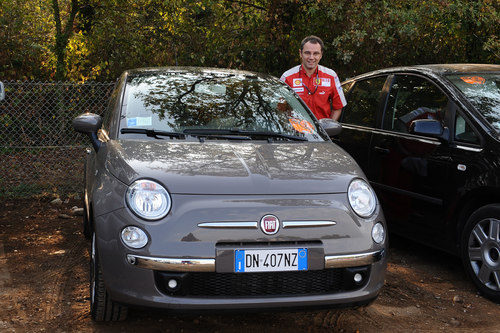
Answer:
374;146;390;154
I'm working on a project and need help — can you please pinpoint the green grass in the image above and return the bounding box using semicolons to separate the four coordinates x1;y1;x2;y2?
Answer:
0;182;49;199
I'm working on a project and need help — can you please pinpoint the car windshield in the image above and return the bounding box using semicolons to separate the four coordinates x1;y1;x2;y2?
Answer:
446;74;500;133
119;71;327;142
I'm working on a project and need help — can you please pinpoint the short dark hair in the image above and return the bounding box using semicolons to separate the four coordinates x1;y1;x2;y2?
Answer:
300;36;325;53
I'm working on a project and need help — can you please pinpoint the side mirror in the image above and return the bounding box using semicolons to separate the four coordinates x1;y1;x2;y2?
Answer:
0;81;5;101
73;113;103;151
319;118;342;137
409;119;449;141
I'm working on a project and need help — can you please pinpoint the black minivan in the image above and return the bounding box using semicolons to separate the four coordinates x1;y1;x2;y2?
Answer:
334;64;500;302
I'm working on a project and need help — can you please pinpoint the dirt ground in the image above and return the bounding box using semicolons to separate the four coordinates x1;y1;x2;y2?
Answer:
1;197;499;332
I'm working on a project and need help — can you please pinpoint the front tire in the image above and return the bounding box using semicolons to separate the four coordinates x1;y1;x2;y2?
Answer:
461;204;500;303
90;233;128;321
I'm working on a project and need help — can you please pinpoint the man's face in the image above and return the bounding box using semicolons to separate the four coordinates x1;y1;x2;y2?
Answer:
300;41;322;72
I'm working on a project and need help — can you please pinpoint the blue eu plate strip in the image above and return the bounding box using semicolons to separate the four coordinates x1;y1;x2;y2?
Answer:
298;248;308;270
234;250;245;272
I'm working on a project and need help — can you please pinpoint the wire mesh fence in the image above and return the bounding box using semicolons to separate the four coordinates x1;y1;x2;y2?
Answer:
0;81;115;198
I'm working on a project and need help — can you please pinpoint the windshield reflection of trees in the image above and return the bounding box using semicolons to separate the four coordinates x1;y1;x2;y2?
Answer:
128;74;300;135
452;75;500;132
468;79;500;131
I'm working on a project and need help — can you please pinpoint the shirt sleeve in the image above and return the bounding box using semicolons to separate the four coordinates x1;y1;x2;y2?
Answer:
330;74;347;109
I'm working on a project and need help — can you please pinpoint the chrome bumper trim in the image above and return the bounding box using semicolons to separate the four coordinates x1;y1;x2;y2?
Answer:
324;250;385;268
127;255;215;272
128;249;385;272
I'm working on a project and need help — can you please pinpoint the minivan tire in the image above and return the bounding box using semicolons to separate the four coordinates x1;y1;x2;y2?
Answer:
461;204;500;303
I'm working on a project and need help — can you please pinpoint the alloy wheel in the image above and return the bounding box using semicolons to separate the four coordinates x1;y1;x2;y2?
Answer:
468;217;500;291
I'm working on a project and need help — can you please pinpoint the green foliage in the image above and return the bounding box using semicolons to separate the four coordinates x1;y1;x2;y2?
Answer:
0;182;47;199
0;0;498;81
0;0;54;79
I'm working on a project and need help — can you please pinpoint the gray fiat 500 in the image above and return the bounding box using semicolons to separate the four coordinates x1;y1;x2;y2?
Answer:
73;67;387;321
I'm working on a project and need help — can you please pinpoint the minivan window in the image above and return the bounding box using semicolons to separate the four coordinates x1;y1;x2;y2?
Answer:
384;75;448;133
447;74;500;133
455;113;480;144
341;76;387;127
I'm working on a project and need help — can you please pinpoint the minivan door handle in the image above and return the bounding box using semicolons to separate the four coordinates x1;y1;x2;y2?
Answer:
373;146;390;155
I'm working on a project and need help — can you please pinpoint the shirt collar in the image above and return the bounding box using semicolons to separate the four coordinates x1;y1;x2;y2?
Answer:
300;65;319;78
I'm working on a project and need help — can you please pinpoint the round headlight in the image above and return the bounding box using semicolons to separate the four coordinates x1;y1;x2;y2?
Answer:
126;179;171;220
372;222;385;244
348;178;376;217
121;226;148;248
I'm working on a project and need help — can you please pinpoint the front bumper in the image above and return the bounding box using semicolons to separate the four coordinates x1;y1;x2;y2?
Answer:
126;249;385;271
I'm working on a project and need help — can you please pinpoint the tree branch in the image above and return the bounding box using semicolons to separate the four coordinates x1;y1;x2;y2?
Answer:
63;0;79;39
51;0;62;35
223;0;266;11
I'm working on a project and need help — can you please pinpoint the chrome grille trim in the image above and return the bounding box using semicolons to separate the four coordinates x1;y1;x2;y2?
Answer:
282;220;336;228
197;221;258;228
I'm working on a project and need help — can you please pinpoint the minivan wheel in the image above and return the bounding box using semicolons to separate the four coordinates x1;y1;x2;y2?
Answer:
90;233;128;321
461;204;500;303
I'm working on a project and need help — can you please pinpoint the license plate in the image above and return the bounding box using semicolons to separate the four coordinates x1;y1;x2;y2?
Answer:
234;248;308;272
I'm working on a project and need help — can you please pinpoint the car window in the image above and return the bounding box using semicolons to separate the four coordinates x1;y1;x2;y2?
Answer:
446;74;500;134
341;76;387;127
103;76;125;132
455;113;479;144
384;75;448;133
103;88;118;131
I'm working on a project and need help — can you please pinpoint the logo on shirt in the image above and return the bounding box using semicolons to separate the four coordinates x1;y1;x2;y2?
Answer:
320;78;331;87
293;78;303;87
292;87;304;93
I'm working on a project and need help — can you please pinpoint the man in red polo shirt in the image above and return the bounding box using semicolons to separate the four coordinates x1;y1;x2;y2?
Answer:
280;36;346;120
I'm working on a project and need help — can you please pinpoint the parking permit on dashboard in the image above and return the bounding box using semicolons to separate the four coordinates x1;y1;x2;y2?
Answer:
289;118;314;134
127;117;152;127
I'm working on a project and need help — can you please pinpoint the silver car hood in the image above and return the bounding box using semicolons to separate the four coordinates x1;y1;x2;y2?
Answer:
104;140;363;195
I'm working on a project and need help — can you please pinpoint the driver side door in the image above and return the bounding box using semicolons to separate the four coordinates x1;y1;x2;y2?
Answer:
369;74;453;243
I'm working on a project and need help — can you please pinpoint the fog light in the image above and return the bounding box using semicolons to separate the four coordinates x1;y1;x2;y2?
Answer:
354;273;363;283
372;222;385;244
121;226;148;248
168;279;178;289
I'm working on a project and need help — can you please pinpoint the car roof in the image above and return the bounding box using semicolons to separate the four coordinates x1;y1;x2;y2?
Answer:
345;64;500;81
125;66;275;80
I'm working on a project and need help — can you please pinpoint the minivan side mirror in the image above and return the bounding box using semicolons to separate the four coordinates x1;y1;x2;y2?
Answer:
409;119;449;141
73;113;103;151
319;118;342;137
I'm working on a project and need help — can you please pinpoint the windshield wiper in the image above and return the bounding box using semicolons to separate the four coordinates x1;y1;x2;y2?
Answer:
242;130;308;142
121;128;186;139
181;129;251;141
183;128;308;141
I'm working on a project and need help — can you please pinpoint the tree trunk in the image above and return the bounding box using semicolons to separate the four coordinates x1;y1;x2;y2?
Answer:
52;0;79;81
